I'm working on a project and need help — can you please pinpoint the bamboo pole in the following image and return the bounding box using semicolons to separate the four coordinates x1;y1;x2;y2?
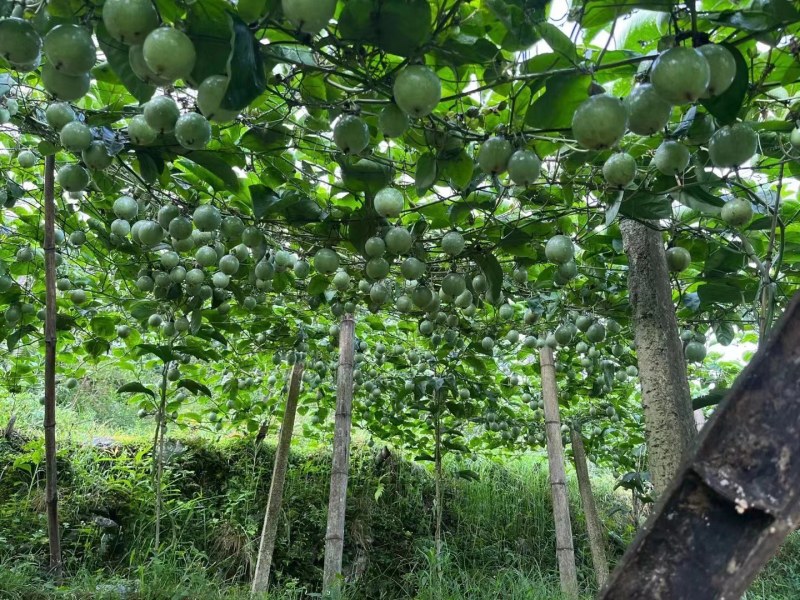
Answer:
43;154;62;579
570;426;609;588
539;347;579;599
322;314;356;594
251;361;305;594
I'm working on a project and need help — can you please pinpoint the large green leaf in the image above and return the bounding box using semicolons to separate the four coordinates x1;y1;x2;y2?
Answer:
223;15;267;111
526;74;592;129
699;44;748;125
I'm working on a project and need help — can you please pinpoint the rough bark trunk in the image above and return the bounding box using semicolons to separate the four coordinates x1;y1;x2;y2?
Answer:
570;426;609;589
434;394;443;573
620;219;696;494
322;314;356;595
43;154;62;579
153;363;169;553
539;347;579;600
251;361;305;594
600;293;800;599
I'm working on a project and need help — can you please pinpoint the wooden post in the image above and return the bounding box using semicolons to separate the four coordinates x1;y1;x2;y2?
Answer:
322;314;356;595
570;426;609;588
251;361;305;594
43;154;62;578
600;293;800;599
539;347;579;599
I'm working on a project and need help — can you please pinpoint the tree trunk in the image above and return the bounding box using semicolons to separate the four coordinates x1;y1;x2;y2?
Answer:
251;361;305;594
570;426;609;589
433;392;443;574
539;347;579;600
43;154;62;579
323;314;356;595
620;219;696;494
153;362;169;553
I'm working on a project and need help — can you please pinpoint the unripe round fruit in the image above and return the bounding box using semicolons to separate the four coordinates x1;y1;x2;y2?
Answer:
333;270;350;290
370;282;389;304
557;260;578;281
442;272;466;297
333;115;370;154
113;195;138;220
175;112;211;150
708;122;758;168
70;289;87;304
653;141;690;175
218;254;239;275
586;322;606;343
400;257;426;280
545;235;574;264
57;164;89;192
478;137;513;174
59;121;92;152
602;152;636;187
137;220;164;246
697;44;736;98
314;248;339;274
507;150;541;186
82;141;113;170
195;246;218;267
666;246;691;272
103;0;159;45
41;63;90;101
366;257;390;279
45;102;75;131
185;268;205;285
111;218;131;237
193;204;221;231
0;17;41;67
498;304;514;320
197;75;239;122
142;27;196;82
393;65;441;118
17;150;36;168
374;187;404;218
571;94;628;150
685;112;716;145
43;24;96;75
684;341;706;362
789;127;800;150
412;285;433;308
650;46;710;105
144;95;180;133
127;115;157;145
441;231;465;256
168;216;192;240
378;104;409;138
294;259;310;278
128;44;171;86
281;0;337;34
481;336;494;351
385;226;412;254
625;84;672;136
720;197;752;227
212;272;230;288
365;236;386;258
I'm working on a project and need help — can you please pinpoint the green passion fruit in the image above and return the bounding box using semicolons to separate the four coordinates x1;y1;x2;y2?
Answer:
545;235;574;264
478;137;513;174
507;150;541;186
103;0;159;45
333;115;370;155
0;17;42;68
650;46;710;105
43;24;96;75
708;123;758;168
393;65;441;119
281;0;337;34
625;84;672;136
142;27;196;82
696;44;736;98
602;152;636;187
571;94;628;150
666;246;691;272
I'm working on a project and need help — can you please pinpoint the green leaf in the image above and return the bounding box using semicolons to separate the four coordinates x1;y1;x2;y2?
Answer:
117;382;156;398
474;253;504;304
526;74;592;129
700;44;748;125
307;274;330;296
534;23;577;61
85;337;111;357
619;194;672;220
456;469;480;481
95;22;155;103
177;379;213;397
693;388;728;410
439;151;474;191
90;316;116;338
250;184;279;220
415;152;437;195
129;300;159;320
223;15;267;111
187;0;233;86
181;151;240;191
713;321;735;346
136;343;177;363
240;126;291;153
